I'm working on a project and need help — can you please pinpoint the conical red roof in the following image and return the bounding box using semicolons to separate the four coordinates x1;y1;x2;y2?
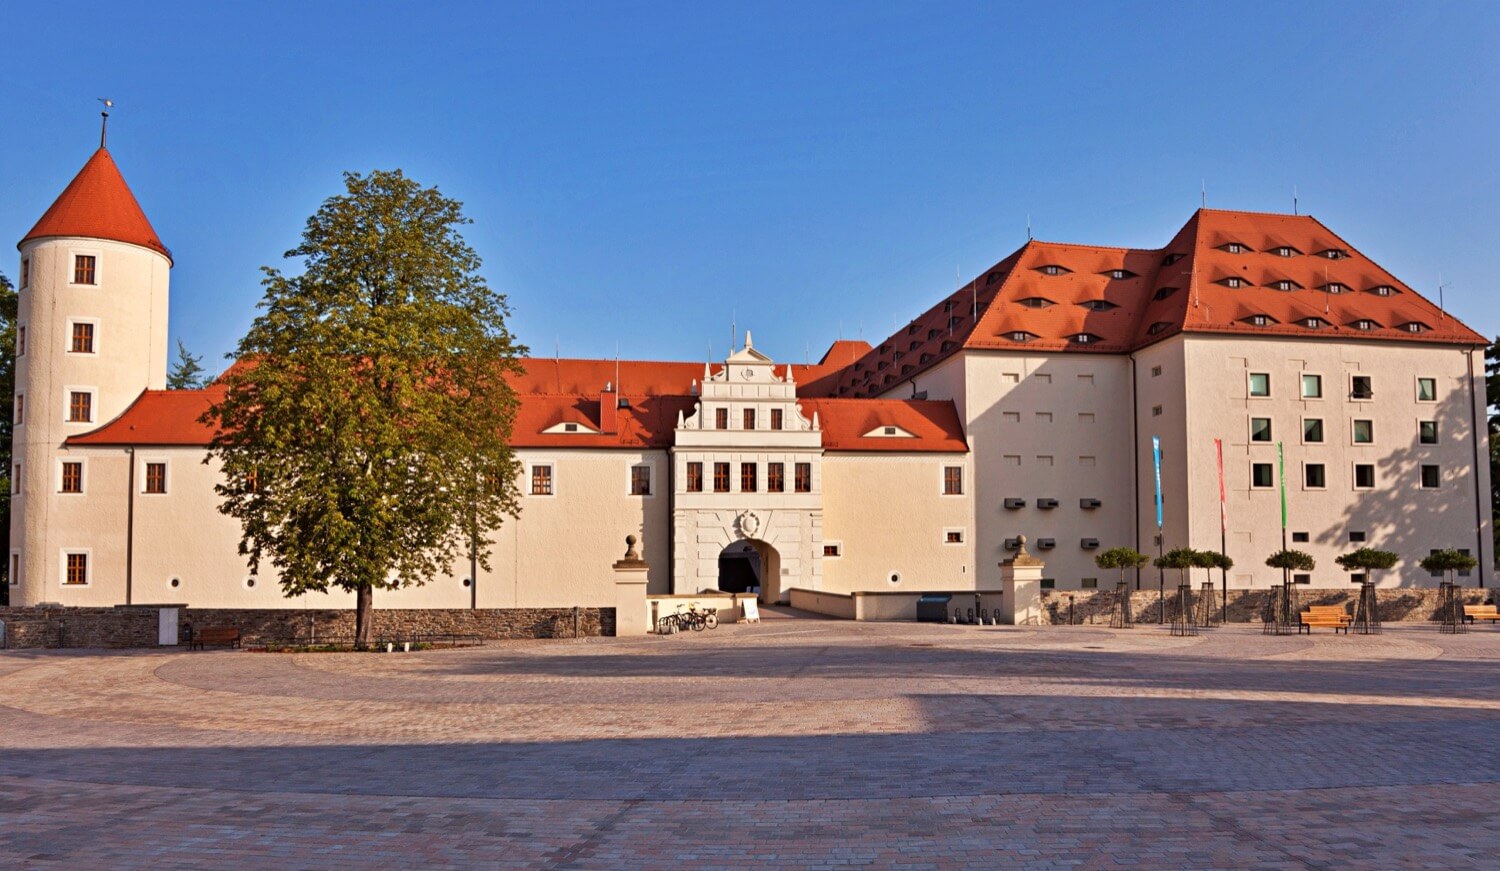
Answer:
20;148;171;261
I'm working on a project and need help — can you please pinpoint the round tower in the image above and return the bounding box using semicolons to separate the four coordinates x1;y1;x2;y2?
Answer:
11;144;171;605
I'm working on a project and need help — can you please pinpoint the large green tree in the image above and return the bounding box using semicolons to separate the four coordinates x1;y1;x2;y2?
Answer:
0;274;13;605
206;170;526;645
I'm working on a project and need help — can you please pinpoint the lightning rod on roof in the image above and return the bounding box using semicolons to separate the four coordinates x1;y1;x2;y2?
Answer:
1201;180;1206;209
1026;214;1032;241
1438;274;1450;321
97;98;113;148
1293;185;1299;216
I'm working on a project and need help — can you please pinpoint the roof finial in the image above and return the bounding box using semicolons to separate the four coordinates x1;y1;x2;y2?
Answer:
97;98;113;148
744;329;753;350
1201;179;1206;209
1293;184;1299;216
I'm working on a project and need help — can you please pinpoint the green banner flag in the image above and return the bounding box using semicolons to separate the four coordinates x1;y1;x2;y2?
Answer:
1277;441;1287;529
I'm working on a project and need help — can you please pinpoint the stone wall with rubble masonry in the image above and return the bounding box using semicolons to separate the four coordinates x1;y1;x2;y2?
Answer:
1037;586;1490;625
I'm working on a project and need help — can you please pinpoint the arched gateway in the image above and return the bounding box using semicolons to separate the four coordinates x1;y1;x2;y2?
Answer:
716;539;783;601
670;335;823;603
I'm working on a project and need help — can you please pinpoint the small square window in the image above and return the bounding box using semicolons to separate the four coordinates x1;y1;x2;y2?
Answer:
1304;464;1326;489
1419;420;1438;444
1250;417;1272;442
1292;573;1312;585
64;552;89;585
530;465;553;496
945;531;963;544
144;462;167;494
943;466;963;495
1248;372;1270;397
1292;531;1310;543
1040;579;1056;590
1152;405;1163;417
1354;464;1375;489
1303;418;1324;443
1420;464;1440;488
72;255;97;285
630;464;652;496
1352;420;1373;444
1081;578;1098;589
1349;531;1367;543
823;543;842;558
1301;374;1322;399
70;322;95;354
1151;365;1162;377
60;461;83;494
16;326;24;357
685;462;703;493
1351;375;1373;399
68;391;93;423
1416;377;1437;402
1251;463;1274;489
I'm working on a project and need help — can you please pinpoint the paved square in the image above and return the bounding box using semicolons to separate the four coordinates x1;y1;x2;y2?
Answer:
2;611;1499;868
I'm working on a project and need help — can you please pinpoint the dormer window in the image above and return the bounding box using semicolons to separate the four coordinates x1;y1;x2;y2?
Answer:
892;350;904;361
1153;286;1179;300
1368;285;1398;297
907;324;920;335
1270;279;1301;291
1220;242;1250;254
1146;321;1172;335
908;341;920;352
927;329;940;340
1003;331;1037;343
948;316;962;329
1272;246;1300;257
1299;317;1327;329
1217;277;1248;289
1319;248;1348;260
1351;319;1378;331
1320;282;1348;294
878;343;891;354
1070;333;1102;345
1078;299;1118;311
943;300;955;312
1103;269;1136;280
1037;264;1071;276
940;340;957;352
564;423;578;432
1243;314;1276;327
919;352;934;363
1017;297;1055;309
986;270;1006;285
1400;321;1430;333
1162;253;1185;265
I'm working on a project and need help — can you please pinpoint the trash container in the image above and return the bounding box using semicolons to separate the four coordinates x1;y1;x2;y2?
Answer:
916;594;952;623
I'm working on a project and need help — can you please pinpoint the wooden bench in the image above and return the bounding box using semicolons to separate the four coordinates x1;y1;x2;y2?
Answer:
1299;605;1352;634
1463;604;1500;625
189;627;241;650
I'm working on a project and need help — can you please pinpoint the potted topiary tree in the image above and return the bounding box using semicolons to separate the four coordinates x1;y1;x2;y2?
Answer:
1202;551;1235;623
1418;549;1479;586
1154;547;1199;628
1334;547;1399;585
1095;547;1149;628
1265;548;1316;580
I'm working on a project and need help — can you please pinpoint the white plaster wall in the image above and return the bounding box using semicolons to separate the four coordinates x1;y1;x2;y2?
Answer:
1131;338;1191;592
1182;335;1493;588
820;453;972;593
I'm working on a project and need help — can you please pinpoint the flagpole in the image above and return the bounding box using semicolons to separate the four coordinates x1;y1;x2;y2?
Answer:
1153;435;1165;623
1216;438;1228;624
1278;441;1289;587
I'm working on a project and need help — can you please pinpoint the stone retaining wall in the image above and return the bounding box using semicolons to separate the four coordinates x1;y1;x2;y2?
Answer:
1039;587;1489;625
0;606;615;649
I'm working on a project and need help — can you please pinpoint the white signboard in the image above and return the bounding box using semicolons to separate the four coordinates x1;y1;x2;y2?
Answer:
741;598;761;623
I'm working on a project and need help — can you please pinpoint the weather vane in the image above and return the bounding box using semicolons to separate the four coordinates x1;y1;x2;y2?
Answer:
98;97;113;148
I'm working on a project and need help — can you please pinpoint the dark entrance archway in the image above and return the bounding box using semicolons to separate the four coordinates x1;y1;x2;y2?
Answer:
717;539;782;602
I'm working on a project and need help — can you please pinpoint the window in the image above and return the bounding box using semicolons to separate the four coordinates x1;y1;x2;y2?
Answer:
68;391;92;423
1163;252;1185;265
144;462;167;494
713;462;731;493
60;462;83;493
1105;269;1134;279
767;462;784;492
1354;463;1375;489
1153;287;1178;300
630;464;652;496
20;258;28;289
1321;249;1348;260
943;466;963;495
1248;315;1271;327
1273;280;1298;291
1292;531;1310;543
14;394;22;426
794;462;812;493
1416;377;1437;402
1226;243;1245;254
70;322;95;354
1419;420;1438;444
740;463;757;493
1080;299;1117;311
1005;331;1037;342
562;423;578;432
1147;322;1172;335
1040;264;1067;275
715;408;728;430
1222;277;1245;288
945;530;964;544
73;255;97;285
16;326;24;357
1252;463;1274;489
1350;531;1367;543
1352;319;1376;331
1352;420;1373;444
1303;418;1324;443
1301;374;1322;399
8;553;17;586
1250;417;1272;442
1070;333;1101;345
771;409;783;430
1304;464;1326;489
1274;246;1297;257
1151;365;1162;377
686;462;703;493
1018;297;1054;309
1293;574;1312;585
1459;548;1473;579
64;552;89;585
743;408;756;430
530;465;553;496
1351;375;1372;400
1248;373;1270;397
11;464;18;494
823;543;842;558
1152;405;1163;417
1402;322;1428;333
1420;464;1440;488
1322;282;1348;294
883;426;897;435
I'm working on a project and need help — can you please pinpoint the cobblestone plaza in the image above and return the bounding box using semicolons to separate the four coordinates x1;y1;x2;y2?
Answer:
2;614;1498;868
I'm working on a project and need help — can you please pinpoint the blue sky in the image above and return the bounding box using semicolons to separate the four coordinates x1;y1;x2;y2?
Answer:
2;1;1497;370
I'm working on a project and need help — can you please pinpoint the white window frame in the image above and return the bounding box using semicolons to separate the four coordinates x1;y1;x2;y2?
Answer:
1348;373;1374;402
56;457;87;495
1247;371;1271;398
1300;372;1323;399
1415;376;1438;403
67;247;103;288
1249;416;1273;443
1419;464;1441;489
822;540;843;560
626;461;656;498
62;385;98;425
527;459;557;498
1301;417;1325;445
65;317;101;356
139;456;171;495
1351;419;1375;446
1417;419;1439;445
1250;462;1275;490
940;463;965;497
943;528;966;545
1352;462;1376;491
59;547;92;587
1302;462;1327;491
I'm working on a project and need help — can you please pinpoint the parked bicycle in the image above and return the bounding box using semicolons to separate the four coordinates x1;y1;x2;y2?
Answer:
658;604;719;634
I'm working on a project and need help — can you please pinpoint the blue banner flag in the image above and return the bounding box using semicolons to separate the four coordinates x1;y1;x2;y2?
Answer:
1152;435;1164;530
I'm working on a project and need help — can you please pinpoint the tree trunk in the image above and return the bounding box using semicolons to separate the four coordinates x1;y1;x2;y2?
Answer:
355;583;374;648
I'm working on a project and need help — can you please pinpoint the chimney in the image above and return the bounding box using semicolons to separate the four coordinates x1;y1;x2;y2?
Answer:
600;382;619;434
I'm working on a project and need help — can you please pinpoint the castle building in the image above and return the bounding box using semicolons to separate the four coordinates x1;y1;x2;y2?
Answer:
8;145;1493;610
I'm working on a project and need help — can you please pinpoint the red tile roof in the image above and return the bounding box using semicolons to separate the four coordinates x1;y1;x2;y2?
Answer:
20;148;171;261
824;209;1487;398
67;356;968;453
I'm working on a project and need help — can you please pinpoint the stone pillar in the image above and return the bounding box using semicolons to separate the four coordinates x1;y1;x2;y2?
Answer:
999;535;1045;625
613;535;651;636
